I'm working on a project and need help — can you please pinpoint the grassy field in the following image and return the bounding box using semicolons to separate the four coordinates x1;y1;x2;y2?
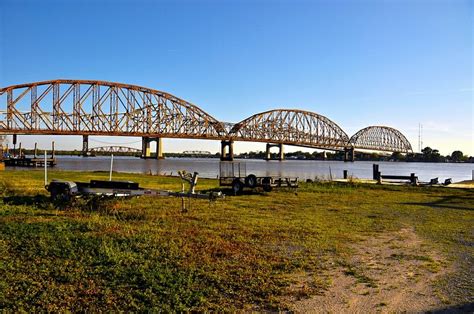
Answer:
0;170;473;311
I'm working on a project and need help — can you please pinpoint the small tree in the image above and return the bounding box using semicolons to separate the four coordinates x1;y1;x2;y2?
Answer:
390;152;403;161
451;150;464;162
370;152;380;160
422;147;432;161
422;147;432;156
431;149;442;162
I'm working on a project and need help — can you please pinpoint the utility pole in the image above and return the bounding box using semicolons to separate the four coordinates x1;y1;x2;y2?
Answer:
421;124;423;152
418;123;423;153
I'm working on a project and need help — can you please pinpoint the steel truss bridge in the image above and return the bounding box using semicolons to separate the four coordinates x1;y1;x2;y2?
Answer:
0;79;412;161
89;146;141;154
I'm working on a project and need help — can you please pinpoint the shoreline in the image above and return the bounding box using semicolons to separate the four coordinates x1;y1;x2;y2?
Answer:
2;168;473;189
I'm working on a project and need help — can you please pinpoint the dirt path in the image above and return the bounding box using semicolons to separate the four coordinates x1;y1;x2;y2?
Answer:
290;228;448;313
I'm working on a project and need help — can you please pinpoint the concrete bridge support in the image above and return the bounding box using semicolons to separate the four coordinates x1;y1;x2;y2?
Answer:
266;143;284;161
142;137;163;159
82;135;89;156
220;140;234;161
155;138;163;159
142;137;151;158
344;147;355;162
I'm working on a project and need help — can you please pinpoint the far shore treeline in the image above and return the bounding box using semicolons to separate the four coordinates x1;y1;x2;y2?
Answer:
11;146;474;163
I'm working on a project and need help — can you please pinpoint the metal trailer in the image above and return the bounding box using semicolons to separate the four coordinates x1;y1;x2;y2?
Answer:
219;162;298;195
46;171;224;209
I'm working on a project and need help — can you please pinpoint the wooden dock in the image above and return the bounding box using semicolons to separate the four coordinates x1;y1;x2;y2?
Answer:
4;157;56;167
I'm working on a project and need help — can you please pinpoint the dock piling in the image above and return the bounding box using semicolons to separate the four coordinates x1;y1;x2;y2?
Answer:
12;134;17;157
372;164;381;180
44;151;48;186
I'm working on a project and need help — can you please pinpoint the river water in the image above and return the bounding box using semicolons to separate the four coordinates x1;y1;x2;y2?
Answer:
9;156;474;183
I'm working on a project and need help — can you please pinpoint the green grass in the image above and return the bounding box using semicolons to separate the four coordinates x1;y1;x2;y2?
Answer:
0;170;473;311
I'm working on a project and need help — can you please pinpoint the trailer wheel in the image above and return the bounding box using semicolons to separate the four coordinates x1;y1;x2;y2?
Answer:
231;179;244;195
263;184;273;192
262;177;273;192
50;186;71;203
245;174;257;188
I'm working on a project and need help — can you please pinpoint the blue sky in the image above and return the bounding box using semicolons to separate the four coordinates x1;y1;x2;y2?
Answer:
1;0;472;155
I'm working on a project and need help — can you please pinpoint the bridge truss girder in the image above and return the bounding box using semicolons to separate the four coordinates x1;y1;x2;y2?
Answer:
349;126;413;153
0;80;225;139
89;146;142;154
0;80;414;155
228;109;350;150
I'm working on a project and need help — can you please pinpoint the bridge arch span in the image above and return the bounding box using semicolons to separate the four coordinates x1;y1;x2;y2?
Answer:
1;80;415;157
229;109;349;150
0;79;225;138
89;146;141;154
349;126;412;153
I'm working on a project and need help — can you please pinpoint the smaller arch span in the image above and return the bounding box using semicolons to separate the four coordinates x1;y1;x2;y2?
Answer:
229;109;350;150
349;126;412;153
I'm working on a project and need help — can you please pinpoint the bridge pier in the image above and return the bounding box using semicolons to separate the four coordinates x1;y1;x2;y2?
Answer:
142;137;164;159
142;137;151;158
154;137;163;159
82;135;89;157
265;143;284;161
220;140;234;161
344;147;355;162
